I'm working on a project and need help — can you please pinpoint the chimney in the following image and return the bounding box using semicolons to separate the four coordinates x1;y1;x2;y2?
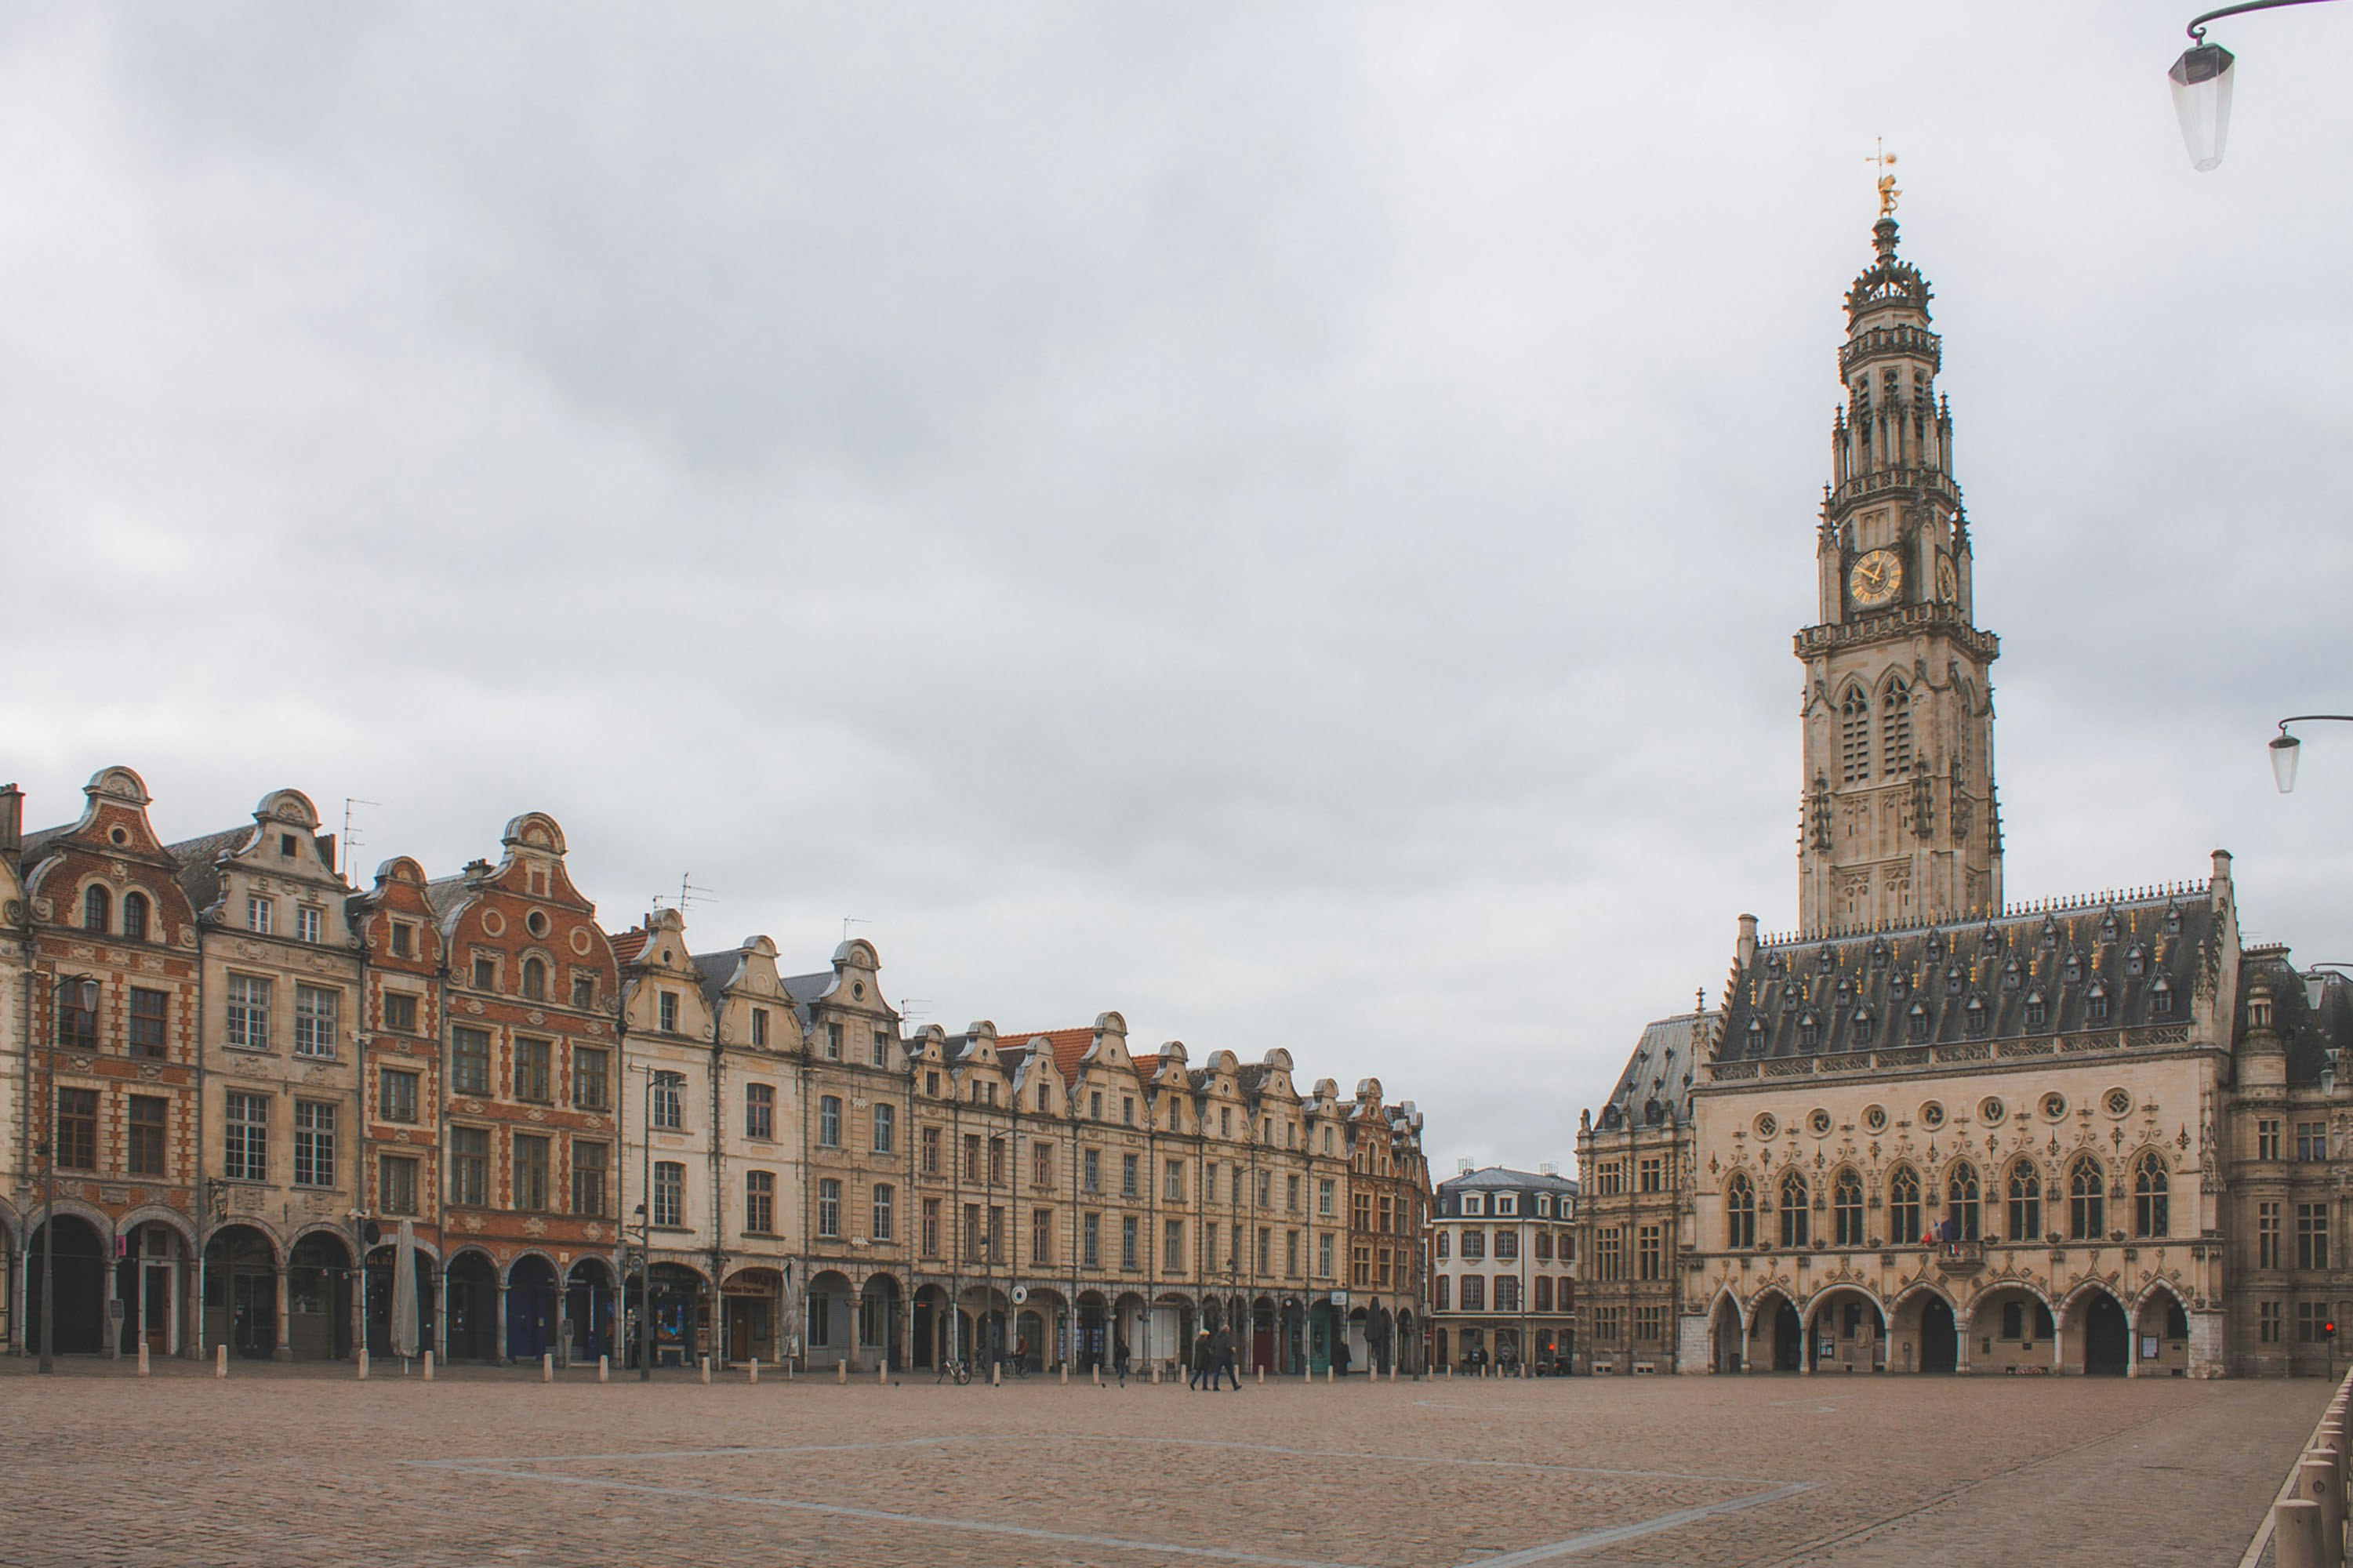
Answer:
1737;913;1759;971
0;783;20;865
2211;849;2233;902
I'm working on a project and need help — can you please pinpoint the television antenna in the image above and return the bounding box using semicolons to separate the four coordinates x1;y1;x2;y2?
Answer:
341;797;382;884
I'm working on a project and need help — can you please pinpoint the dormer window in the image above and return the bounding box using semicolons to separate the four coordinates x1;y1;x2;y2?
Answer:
2024;991;2048;1029
2087;982;2111;1023
1766;954;1785;978
1965;996;1987;1037
2151;975;2175;1017
1870;938;1890;967
1535;1196;1552;1218
1745;1017;1765;1054
2099;912;2119;942
1908;1002;1930;1042
1497;1194;1517;1216
1946;966;1964;996
2063;954;2082;985
1799;1013;1821;1048
1853;1008;1876;1046
2163;904;2182;935
1926;933;1945;961
2041;919;2060;951
1836;978;1853;1003
1818;945;1835;971
2126;944;2147;978
1981;925;2003;951
1463;1193;1484;1217
2002;958;2022;991
1890;971;1909;999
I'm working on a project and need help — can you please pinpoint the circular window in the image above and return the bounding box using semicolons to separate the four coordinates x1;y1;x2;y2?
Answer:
569;927;593;956
1863;1104;1887;1132
1919;1101;1946;1130
1808;1109;1832;1136
1980;1097;2006;1124
526;910;550;938
2104;1087;2133;1117
852;982;866;1000
1754;1112;1778;1138
2041;1091;2068;1120
480;909;506;937
108;826;129;845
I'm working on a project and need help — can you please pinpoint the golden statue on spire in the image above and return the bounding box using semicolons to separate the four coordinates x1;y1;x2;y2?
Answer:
1867;139;1900;217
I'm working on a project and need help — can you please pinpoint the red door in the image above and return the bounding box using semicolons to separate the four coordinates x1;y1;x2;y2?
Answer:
1252;1327;1274;1371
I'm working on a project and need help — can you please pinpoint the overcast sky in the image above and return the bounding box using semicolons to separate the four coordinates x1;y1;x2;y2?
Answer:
4;4;2349;1178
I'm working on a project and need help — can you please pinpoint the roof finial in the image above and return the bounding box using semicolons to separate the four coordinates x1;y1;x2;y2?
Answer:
1868;139;1901;219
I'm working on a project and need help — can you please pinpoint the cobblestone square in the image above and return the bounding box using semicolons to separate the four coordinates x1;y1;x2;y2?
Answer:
0;1363;2329;1567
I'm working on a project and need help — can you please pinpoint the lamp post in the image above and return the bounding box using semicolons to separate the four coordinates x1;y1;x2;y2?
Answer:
2169;0;2341;169
42;974;100;1374
2268;715;2353;792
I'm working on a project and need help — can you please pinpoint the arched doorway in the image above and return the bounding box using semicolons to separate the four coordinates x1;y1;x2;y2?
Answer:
568;1258;615;1362
363;1244;438;1359
288;1233;354;1360
1076;1291;1108;1371
912;1284;950;1369
445;1251;500;1362
1806;1289;1885;1373
203;1225;280;1359
1773;1298;1803;1370
24;1215;109;1356
506;1256;558;1362
2133;1289;2190;1376
1251;1296;1277;1373
115;1219;190;1358
642;1264;706;1367
2083;1293;2130;1375
806;1271;856;1368
1710;1295;1742;1374
1919;1296;1959;1372
1393;1308;1416;1375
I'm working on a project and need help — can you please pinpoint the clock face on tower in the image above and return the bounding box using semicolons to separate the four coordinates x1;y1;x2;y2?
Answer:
1850;548;1903;608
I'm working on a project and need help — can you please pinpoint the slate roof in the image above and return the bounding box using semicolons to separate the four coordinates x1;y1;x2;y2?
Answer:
423;874;471;926
162;826;256;915
2239;946;2353;1086
1716;887;2224;1069
1436;1165;1578;1200
780;969;835;1026
1596;1011;1708;1131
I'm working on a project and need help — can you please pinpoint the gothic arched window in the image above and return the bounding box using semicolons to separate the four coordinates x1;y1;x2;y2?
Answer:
1779;1170;1810;1248
1888;1165;1922;1243
1726;1174;1756;1250
1947;1161;1981;1240
2007;1161;2043;1241
1833;1170;1865;1247
1839;686;1872;783
82;884;111;934
2068;1156;2107;1240
2133;1152;2169;1237
1881;676;1915;775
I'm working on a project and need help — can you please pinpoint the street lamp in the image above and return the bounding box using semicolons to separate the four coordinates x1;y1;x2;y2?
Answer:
42;974;100;1374
2268;715;2353;792
2302;964;2353;1013
2169;0;2340;170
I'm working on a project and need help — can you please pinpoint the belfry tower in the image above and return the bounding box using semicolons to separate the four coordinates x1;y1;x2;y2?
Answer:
1795;215;2003;934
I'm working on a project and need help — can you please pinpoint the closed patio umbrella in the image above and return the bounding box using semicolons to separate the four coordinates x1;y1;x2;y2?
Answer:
390;1220;420;1363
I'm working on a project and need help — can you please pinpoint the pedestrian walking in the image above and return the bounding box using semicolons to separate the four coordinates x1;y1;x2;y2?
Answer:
1113;1332;1130;1387
1190;1329;1212;1390
1334;1336;1353;1377
1212;1327;1240;1391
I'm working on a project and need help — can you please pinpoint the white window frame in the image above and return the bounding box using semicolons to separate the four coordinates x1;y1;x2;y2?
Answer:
293;1099;336;1188
293;984;338;1058
225;975;271;1051
296;906;323;944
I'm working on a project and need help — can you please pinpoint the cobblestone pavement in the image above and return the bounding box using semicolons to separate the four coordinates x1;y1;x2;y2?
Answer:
0;1360;2328;1568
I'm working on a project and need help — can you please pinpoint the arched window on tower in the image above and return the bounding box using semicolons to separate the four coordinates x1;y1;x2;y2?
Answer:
1881;676;1915;775
2133;1152;2169;1237
1725;1173;1756;1250
1778;1169;1810;1249
1839;686;1872;783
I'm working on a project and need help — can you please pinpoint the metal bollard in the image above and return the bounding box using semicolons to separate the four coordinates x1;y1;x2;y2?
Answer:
992;1361;1002;1386
700;1356;711;1385
2276;1497;2327;1568
748;1358;758;1385
877;1362;886;1385
137;1343;151;1378
597;1355;609;1384
543;1352;554;1384
354;1348;367;1381
2298;1457;2342;1559
836;1359;846;1384
215;1344;227;1379
1257;1367;1265;1385
1326;1366;1334;1383
423;1350;434;1381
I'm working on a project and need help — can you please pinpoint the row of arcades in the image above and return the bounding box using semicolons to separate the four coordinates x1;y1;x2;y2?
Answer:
2;1207;1423;1377
1701;1278;2196;1376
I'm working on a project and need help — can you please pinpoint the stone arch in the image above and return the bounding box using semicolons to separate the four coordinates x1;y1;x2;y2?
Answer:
2130;1278;2192;1376
1803;1283;1888;1373
1705;1287;1745;1374
285;1218;355;1254
115;1203;198;1250
1963;1279;2056;1372
1745;1285;1803;1373
2059;1279;2131;1375
499;1247;563;1287
1886;1279;1958;1374
203;1215;289;1260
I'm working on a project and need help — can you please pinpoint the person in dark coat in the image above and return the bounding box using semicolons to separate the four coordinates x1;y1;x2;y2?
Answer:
1211;1327;1240;1390
1190;1329;1213;1389
1333;1336;1353;1377
1113;1332;1130;1387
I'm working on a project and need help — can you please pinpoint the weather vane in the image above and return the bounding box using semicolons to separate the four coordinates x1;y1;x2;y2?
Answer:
1866;139;1900;217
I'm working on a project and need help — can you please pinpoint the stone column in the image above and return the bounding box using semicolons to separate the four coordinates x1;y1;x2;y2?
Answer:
496;1279;510;1364
273;1267;292;1361
104;1247;122;1360
555;1286;571;1370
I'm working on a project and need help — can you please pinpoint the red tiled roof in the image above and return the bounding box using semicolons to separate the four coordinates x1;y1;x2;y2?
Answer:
609;928;650;965
1000;1026;1095;1081
1131;1054;1160;1080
